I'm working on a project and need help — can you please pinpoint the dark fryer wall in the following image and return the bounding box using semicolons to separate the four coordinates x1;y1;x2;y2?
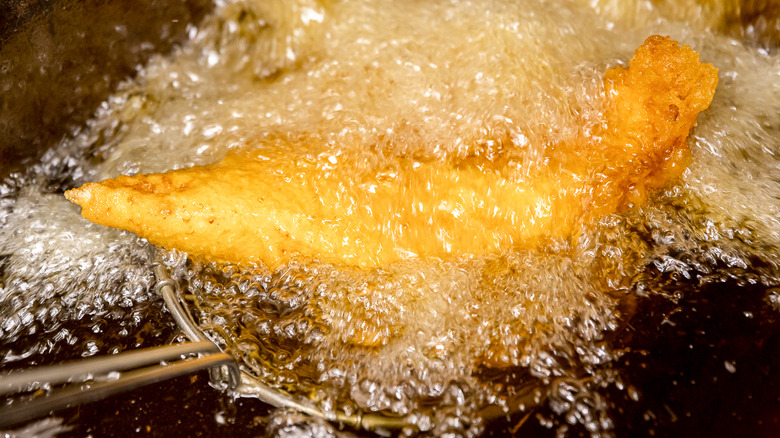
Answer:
0;0;214;178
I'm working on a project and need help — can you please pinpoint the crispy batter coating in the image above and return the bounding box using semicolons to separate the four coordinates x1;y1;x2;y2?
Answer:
65;36;718;269
596;34;719;213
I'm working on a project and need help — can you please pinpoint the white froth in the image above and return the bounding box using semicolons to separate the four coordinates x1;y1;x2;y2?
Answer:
1;0;779;436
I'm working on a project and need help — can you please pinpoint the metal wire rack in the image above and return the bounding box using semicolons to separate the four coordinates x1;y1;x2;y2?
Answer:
153;259;412;432
0;249;543;432
0;253;408;432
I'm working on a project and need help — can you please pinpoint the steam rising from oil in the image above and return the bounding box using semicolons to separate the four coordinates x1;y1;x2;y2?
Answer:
1;0;778;436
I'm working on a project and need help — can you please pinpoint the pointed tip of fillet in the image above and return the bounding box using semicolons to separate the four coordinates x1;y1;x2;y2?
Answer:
64;186;83;204
64;185;92;207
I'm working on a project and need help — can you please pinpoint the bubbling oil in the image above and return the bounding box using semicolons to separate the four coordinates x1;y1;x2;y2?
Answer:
1;0;779;436
0;170;170;371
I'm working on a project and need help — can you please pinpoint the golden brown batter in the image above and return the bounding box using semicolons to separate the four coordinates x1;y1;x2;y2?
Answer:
65;36;717;269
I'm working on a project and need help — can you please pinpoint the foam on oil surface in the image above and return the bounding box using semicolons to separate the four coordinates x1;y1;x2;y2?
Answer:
1;0;779;436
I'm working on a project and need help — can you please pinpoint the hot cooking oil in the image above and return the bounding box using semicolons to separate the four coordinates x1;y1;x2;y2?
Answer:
1;0;779;436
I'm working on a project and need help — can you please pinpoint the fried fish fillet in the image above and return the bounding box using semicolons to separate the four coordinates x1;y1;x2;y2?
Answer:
65;36;718;269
